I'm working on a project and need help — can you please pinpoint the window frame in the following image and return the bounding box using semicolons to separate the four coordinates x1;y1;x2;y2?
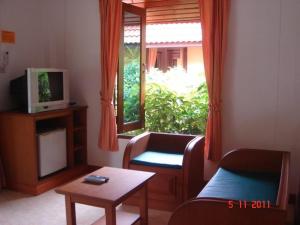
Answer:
116;3;146;134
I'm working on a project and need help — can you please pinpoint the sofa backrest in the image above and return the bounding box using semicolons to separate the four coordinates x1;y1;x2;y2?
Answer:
147;132;197;154
219;149;284;174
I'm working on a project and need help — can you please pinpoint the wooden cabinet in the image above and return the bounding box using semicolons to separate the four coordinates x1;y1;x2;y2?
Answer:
72;108;87;165
0;106;89;195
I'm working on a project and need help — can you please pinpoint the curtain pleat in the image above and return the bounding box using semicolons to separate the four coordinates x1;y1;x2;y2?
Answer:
199;0;230;161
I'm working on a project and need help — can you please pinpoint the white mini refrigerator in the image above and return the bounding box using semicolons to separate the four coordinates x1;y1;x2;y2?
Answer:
38;128;67;177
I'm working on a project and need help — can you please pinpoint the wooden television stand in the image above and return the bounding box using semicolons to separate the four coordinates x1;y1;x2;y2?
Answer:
0;106;90;195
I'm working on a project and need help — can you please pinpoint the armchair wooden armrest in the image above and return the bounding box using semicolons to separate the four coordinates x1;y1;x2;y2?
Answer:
183;136;205;200
123;132;150;168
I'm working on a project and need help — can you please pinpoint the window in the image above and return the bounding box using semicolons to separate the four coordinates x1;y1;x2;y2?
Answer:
116;3;207;136
153;47;187;72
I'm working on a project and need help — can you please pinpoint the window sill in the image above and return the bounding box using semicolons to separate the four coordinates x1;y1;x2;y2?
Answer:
118;130;204;140
117;134;134;139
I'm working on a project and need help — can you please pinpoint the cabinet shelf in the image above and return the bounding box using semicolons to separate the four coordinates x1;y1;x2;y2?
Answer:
72;106;87;166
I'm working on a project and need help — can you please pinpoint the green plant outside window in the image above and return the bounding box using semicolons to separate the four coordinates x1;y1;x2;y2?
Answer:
123;56;208;135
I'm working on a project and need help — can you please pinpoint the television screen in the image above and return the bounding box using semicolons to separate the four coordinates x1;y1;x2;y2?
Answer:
38;72;64;102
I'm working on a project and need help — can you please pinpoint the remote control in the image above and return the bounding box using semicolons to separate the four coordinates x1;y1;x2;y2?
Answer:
84;175;109;185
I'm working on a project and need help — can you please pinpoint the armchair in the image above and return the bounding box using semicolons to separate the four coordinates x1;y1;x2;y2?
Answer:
123;132;205;211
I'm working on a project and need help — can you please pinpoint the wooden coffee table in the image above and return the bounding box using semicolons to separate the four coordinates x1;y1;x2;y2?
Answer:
56;167;155;225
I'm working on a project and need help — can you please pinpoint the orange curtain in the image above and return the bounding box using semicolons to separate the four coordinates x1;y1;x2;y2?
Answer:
147;48;157;70
98;0;122;151
199;0;230;161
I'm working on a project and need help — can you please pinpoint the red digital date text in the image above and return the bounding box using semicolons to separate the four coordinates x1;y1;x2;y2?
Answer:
227;200;271;209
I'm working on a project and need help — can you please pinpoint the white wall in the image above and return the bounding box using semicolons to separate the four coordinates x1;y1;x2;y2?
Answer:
40;0;66;69
0;0;66;110
223;0;300;193
0;0;44;110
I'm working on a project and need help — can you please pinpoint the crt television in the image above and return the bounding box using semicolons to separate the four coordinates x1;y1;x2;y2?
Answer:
10;68;69;113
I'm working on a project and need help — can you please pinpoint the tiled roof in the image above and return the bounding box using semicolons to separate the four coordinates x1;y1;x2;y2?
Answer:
124;22;202;45
124;25;141;43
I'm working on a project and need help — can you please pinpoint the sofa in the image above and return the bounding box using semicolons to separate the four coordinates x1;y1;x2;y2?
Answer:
168;149;290;225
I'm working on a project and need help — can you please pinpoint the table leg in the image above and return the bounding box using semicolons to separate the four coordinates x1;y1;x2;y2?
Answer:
105;206;116;225
139;184;148;225
65;195;76;225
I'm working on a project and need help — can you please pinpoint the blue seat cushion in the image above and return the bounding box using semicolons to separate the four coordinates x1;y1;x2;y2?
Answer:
131;151;183;169
198;168;279;204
